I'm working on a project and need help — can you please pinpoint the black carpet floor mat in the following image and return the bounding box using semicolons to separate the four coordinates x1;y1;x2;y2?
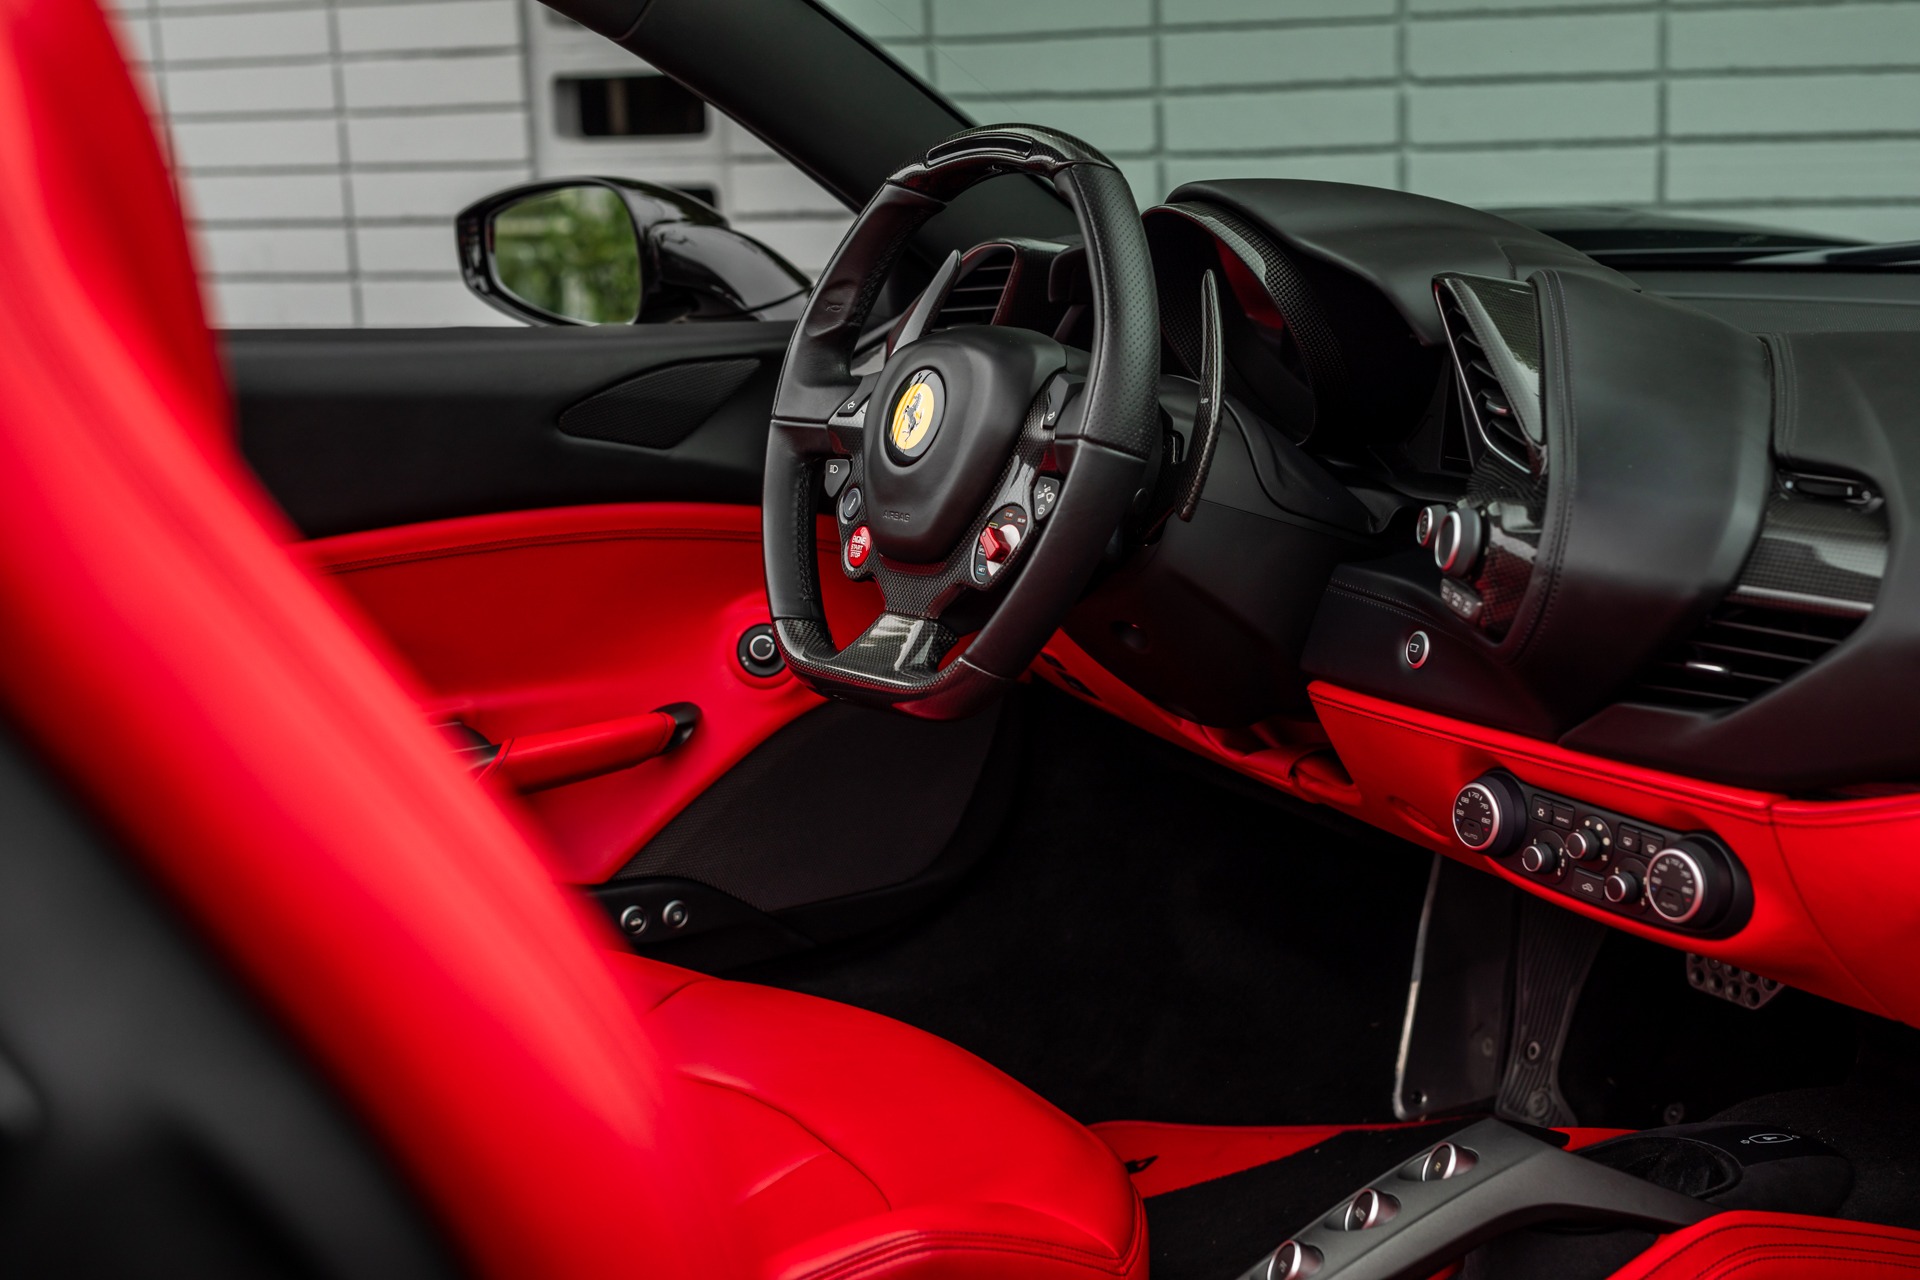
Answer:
1145;1124;1455;1280
738;689;1433;1127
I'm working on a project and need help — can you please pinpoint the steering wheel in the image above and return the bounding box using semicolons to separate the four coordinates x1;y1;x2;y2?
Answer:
762;125;1160;719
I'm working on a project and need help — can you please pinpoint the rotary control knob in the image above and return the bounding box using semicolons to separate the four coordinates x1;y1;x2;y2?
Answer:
1604;869;1641;904
1520;836;1564;878
1434;507;1485;577
1414;503;1447;548
1645;840;1735;927
1563;829;1597;862
1452;774;1526;856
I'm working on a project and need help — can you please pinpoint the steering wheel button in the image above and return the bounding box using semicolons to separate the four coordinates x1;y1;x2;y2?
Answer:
846;525;873;569
980;525;1011;563
1033;476;1060;521
838;485;864;523
823;458;851;498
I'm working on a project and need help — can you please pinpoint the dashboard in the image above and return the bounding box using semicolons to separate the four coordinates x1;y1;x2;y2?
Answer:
883;177;1920;1029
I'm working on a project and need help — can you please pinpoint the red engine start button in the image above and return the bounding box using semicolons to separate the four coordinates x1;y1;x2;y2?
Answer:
847;524;873;568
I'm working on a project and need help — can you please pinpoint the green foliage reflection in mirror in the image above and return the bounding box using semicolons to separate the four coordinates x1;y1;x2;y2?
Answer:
491;186;642;324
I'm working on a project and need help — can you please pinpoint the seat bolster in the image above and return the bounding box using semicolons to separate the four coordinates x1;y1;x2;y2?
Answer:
764;1197;1148;1280
1609;1211;1920;1279
611;954;1144;1278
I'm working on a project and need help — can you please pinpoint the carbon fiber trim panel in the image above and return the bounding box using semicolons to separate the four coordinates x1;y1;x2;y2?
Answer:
1148;200;1348;412
1730;486;1888;616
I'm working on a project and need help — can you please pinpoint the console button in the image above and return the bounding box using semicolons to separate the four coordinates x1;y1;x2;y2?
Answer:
1404;630;1430;669
1339;1188;1397;1231
1616;826;1642;855
846;525;872;569
1569;869;1608;903
839;485;864;523
1439;577;1484;620
1266;1240;1322;1280
1417;1142;1474;1182
1551;804;1575;830
1530;795;1555;824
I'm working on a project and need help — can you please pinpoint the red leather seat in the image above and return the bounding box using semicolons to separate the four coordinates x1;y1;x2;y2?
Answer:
1608;1213;1920;1279
625;957;1144;1279
0;2;1143;1278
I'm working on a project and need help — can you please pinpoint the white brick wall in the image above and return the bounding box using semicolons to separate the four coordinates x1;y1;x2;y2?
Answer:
111;0;1920;327
114;0;534;326
878;0;1920;244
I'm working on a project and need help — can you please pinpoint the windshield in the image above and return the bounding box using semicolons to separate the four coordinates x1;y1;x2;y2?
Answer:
820;0;1919;259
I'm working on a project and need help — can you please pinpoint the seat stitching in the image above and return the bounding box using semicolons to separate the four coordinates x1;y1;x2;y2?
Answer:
787;1190;1147;1280
1644;1220;1920;1279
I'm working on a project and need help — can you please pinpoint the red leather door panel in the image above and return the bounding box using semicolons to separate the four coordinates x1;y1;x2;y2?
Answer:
302;502;879;884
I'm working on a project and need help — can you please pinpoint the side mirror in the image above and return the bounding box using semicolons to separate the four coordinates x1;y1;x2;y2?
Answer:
457;177;812;326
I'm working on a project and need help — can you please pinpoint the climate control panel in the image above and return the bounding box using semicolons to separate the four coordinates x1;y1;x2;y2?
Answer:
1452;772;1750;936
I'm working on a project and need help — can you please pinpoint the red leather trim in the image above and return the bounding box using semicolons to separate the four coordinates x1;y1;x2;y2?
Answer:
1034;631;1363;812
618;955;1146;1280
489;708;679;792
1306;682;1890;1018
1608;1212;1920;1279
1771;794;1920;1027
1034;641;1917;1023
302;504;880;884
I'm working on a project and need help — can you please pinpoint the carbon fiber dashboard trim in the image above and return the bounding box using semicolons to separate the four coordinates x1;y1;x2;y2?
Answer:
1729;484;1887;617
1147;200;1348;417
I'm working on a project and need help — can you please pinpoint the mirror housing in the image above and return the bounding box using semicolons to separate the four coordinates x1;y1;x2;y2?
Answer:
456;177;813;325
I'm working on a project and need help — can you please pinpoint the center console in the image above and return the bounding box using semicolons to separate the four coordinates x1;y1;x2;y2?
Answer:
1233;1119;1710;1280
1452;772;1752;938
1232;1118;1849;1280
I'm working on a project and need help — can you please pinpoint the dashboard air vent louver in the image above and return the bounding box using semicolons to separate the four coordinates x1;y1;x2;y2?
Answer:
1629;604;1861;711
1626;473;1886;713
1433;275;1545;475
932;246;1014;330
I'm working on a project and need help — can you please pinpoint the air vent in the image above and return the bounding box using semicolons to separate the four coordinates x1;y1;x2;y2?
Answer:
932;246;1015;330
1626;474;1885;713
1629;604;1860;712
1433;275;1544;475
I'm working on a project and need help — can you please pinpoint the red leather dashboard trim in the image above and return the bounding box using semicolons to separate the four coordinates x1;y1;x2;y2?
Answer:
1033;638;1909;1023
302;504;880;884
1607;1212;1920;1279
1307;682;1890;1019
1773;793;1920;1027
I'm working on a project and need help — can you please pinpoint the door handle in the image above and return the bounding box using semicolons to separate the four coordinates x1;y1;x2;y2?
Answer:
446;704;699;792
